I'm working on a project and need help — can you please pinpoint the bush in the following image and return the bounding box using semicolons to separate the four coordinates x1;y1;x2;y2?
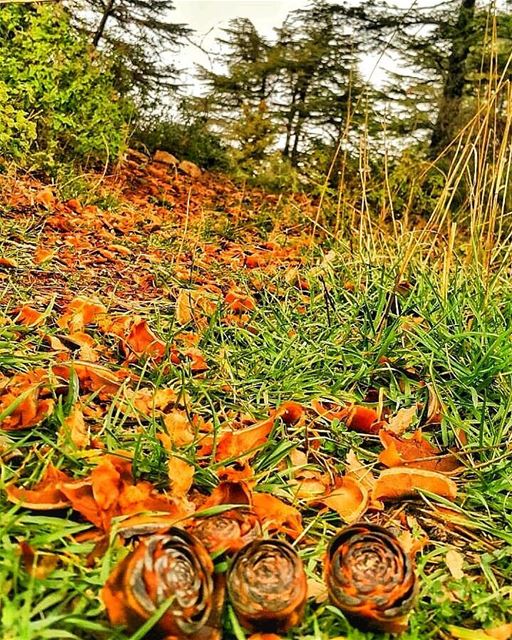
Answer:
0;5;134;169
134;118;230;170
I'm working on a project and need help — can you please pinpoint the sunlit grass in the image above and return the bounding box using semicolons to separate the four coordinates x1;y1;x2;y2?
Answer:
1;221;511;638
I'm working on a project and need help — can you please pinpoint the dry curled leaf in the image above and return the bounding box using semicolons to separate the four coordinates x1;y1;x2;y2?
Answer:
0;369;54;431
175;288;218;325
8;455;191;531
424;383;443;425
168;455;194;497
53;362;130;399
62;404;89;449
225;289;256;313
318;476;369;523
162;410;196;447
252;492;303;538
386;405;417;435
124;317;166;360
378;429;461;473
213;401;304;462
34;187;55;208
6;465;71;510
34;247;56;265
19;541;59;579
14;306;45;327
445;549;465;580
448;624;512;640
100;315;166;360
345;449;377;492
312;399;380;434
203;480;253;510
373;467;458;502
0;256;18;269
58;297;106;333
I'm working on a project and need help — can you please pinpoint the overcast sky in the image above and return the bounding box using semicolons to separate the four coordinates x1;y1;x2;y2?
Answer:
172;0;422;93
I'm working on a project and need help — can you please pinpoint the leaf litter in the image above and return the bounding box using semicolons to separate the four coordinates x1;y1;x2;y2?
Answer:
0;152;510;639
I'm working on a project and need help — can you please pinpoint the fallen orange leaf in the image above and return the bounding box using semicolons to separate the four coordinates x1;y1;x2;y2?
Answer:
161;410;196;447
118;387;179;418
19;541;59;579
225;289;256;313
378;429;461;473
214;401;305;462
214;418;274;462
484;623;512;640
175;288;218;325
6;465;71;509
34;187;55;208
216;462;255;484
168;455;195;497
14;306;45;327
58;455;190;531
372;467;457;502
58;297;106;333
386;406;417;435
252;492;303;538
0;369;54;430
345;449;377;492
8;455;190;531
344;404;380;434
176;346;209;372
317;476;369;522
445;549;465;580
0;257;18;269
124;317;166;360
101;315;167;361
312;399;380;434
202;481;253;510
53;362;130;399
291;477;328;499
62;404;89;448
448;625;512;640
34;247;56;265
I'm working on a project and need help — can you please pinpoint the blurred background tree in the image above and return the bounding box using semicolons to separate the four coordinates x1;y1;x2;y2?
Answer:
1;0;511;200
63;0;191;101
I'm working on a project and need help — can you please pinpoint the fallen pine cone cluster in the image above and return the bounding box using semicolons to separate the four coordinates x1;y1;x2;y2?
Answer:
102;520;417;638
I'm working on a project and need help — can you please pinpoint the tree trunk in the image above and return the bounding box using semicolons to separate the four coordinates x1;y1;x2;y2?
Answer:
92;0;116;47
283;85;298;157
429;0;476;155
290;84;308;165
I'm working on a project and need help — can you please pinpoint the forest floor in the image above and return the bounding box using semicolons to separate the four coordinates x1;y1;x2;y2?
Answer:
0;153;511;640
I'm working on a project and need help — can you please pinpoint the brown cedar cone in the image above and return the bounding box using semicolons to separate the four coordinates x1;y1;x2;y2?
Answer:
227;539;307;633
325;522;417;634
190;510;261;555
102;528;223;639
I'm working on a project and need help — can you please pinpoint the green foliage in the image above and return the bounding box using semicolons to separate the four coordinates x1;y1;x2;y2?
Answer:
229;101;278;170
0;5;133;169
65;0;191;99
197;1;366;174
237;151;299;192
134;116;230;170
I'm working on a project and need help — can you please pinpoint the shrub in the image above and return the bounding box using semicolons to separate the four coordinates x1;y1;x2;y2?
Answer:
134;118;230;170
0;5;134;169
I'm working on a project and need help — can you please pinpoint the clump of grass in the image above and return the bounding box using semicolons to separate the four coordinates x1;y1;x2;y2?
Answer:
1;233;511;638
